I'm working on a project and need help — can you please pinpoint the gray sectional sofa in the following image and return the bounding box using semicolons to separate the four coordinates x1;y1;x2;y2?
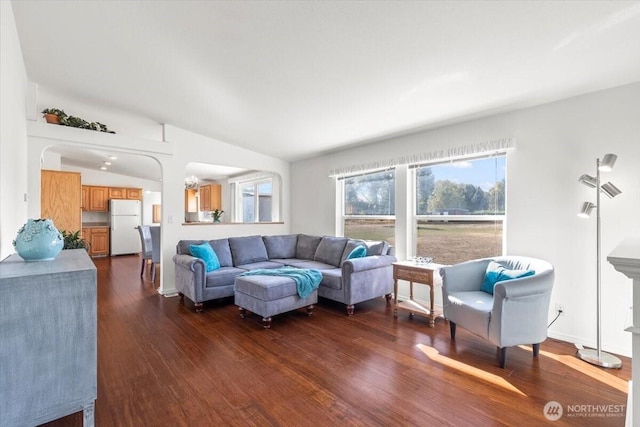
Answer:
173;234;396;314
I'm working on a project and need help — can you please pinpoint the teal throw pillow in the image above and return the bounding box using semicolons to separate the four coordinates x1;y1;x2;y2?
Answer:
347;245;367;259
480;261;535;295
190;243;220;272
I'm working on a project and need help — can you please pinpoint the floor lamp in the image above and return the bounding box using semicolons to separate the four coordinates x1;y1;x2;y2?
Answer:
577;153;623;369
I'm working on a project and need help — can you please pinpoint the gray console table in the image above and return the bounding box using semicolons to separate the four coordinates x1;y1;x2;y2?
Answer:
0;249;97;427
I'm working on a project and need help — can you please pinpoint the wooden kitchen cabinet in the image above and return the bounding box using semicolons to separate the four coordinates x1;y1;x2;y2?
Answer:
126;188;142;200
199;184;221;212
108;187;141;201
82;186;109;211
41;170;82;233
83;227;109;257
81;186;88;210
185;189;198;213
108;187;126;199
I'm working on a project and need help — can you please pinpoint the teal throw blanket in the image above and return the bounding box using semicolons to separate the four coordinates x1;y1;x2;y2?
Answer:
239;267;322;298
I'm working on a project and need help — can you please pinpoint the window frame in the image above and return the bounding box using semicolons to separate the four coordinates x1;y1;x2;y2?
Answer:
231;173;279;223
338;167;396;239
410;154;507;262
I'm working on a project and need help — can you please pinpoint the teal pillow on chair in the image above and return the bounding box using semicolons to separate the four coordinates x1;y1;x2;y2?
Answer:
347;245;367;259
190;243;220;272
480;261;535;295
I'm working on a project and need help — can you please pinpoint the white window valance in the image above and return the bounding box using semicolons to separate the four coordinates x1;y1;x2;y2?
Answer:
328;137;515;178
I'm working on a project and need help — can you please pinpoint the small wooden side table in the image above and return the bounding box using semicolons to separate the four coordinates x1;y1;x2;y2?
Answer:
393;261;439;327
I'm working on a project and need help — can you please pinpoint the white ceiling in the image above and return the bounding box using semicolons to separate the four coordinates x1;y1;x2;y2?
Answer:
50;145;248;183
11;1;640;168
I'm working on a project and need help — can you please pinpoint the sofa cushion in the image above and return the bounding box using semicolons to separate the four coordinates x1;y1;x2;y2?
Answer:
177;239;233;267
446;291;493;338
208;239;233;267
314;236;348;267
296;234;322;260
480;261;535;295
176;239;201;255
347;245;367;259
263;234;298;259
236;261;284;271
269;258;306;266
340;239;366;264
205;267;246;288
229;235;269;266
364;240;390;256
189;242;220;272
319;268;343;290
286;260;336;270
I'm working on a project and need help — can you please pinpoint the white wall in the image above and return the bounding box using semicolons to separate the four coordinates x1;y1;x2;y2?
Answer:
20;105;291;297
143;191;161;225
37;86;163;141
291;82;640;357
0;2;29;260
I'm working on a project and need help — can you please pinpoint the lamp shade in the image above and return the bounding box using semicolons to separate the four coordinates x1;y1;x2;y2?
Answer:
578;201;595;218
599;154;617;172
578;174;597;188
601;182;622;199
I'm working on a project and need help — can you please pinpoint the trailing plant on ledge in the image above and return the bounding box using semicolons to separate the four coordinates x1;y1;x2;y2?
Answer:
41;107;116;133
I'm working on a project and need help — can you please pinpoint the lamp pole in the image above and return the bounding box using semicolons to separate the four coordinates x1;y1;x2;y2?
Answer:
576;157;622;368
596;157;602;362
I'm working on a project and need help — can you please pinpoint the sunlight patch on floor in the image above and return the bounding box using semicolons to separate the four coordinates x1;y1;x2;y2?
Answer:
517;345;628;394
416;344;526;396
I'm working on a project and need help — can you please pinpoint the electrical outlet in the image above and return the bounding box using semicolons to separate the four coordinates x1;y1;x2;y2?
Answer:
556;303;565;315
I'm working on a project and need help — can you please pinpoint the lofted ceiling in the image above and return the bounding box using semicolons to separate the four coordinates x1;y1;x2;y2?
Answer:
11;0;640;171
48;145;248;183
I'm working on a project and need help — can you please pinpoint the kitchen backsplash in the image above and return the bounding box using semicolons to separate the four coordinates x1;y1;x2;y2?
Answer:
82;211;109;224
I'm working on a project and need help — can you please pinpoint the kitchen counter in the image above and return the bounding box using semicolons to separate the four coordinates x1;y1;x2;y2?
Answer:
82;222;110;228
181;221;284;225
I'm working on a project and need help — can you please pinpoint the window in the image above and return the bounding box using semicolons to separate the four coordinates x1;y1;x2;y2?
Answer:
342;169;396;245
231;172;280;223
413;155;505;264
240;179;272;222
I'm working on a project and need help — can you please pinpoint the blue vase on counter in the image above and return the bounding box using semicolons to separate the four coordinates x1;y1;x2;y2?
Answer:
13;218;64;261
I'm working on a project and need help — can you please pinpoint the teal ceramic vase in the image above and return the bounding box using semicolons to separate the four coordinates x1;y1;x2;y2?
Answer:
13;218;64;261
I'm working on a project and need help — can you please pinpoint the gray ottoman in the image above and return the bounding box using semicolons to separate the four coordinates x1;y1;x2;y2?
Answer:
235;275;318;329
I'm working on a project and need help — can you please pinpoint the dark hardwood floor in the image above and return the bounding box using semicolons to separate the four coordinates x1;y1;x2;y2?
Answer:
43;255;630;426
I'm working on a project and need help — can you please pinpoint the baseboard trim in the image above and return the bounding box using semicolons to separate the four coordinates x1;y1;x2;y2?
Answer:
158;287;178;297
547;331;631;358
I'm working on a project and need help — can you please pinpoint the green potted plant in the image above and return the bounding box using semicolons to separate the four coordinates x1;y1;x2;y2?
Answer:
41;107;116;133
41;108;67;124
61;230;89;251
211;209;224;223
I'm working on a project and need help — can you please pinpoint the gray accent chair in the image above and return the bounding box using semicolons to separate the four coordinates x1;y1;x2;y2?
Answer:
440;256;554;368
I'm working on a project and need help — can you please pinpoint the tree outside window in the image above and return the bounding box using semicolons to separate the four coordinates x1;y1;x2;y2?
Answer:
414;156;505;264
343;169;395;245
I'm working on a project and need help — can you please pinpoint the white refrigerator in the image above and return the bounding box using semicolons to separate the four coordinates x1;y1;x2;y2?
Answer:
110;199;142;256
